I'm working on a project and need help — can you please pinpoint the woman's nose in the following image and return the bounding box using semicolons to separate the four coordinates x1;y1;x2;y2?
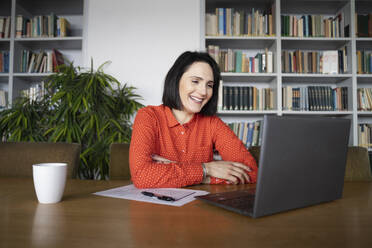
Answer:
197;83;207;96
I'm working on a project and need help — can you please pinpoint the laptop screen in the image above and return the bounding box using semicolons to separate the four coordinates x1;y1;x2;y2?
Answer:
253;115;350;218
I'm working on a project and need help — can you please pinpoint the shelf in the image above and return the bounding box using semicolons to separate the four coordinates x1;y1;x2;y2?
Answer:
356;38;372;49
357;74;372;84
355;38;372;41
358;111;372;116
206;37;276;49
281;0;350;15
221;72;277;82
17;0;83;15
282;111;353;116
282;38;351;50
218;110;278;115
206;36;276;40
206;0;273;10
282;73;352;83
281;37;351;41
0;75;9;84
0;39;11;42
13;73;54;82
357;74;372;77
15;37;83;50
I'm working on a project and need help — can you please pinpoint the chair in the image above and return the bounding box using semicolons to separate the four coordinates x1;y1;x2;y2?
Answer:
0;142;81;178
248;145;372;181
248;146;261;165
109;143;131;180
344;146;372;181
107;144;261;180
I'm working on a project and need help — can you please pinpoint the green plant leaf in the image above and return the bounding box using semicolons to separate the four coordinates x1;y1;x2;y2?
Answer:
0;60;143;179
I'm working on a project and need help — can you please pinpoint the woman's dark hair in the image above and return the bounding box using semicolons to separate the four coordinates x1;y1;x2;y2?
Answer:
162;51;221;116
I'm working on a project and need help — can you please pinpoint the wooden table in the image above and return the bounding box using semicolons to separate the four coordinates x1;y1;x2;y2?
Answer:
1;178;372;248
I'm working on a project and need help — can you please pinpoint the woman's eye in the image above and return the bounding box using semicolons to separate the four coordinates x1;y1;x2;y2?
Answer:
192;80;199;84
208;84;214;88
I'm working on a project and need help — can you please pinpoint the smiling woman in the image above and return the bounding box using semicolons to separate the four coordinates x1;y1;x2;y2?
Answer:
129;51;258;188
174;62;214;124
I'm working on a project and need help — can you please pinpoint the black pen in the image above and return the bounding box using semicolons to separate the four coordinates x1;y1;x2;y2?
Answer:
141;191;175;201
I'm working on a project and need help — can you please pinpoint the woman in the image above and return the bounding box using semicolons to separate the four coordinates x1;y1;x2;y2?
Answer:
129;51;257;188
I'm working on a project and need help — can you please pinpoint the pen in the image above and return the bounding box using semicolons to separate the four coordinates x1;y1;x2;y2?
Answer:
141;191;176;201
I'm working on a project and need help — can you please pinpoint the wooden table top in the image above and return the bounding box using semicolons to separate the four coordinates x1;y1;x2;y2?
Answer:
1;178;372;248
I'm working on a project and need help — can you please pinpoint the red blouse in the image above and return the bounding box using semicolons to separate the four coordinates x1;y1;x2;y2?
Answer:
129;105;257;188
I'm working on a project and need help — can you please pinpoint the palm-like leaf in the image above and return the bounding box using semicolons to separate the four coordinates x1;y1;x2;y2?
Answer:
0;61;143;179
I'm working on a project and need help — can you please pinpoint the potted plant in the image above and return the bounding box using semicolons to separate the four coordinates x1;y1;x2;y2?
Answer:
0;61;143;179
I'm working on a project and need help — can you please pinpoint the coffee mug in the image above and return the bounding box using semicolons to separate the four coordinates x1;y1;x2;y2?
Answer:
32;163;67;204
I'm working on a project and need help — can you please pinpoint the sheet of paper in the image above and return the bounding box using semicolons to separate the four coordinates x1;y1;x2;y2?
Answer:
93;184;209;207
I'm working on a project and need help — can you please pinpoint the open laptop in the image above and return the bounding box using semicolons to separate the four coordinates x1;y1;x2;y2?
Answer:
196;115;351;218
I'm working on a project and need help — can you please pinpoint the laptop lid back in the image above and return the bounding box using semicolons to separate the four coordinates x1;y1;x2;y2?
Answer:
253;115;350;218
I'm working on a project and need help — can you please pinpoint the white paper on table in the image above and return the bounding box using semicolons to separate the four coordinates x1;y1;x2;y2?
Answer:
93;184;209;207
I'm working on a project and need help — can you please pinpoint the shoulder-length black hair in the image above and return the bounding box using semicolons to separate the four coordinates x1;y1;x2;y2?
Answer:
162;51;221;116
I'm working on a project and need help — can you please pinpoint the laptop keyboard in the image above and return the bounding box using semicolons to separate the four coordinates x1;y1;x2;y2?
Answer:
196;188;256;215
221;194;255;207
204;189;256;208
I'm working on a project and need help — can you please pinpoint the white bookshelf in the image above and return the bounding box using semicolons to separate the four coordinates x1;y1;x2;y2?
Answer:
202;0;372;146
0;0;84;105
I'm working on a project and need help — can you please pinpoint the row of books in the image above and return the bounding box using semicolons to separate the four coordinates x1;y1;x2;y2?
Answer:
281;13;348;38
205;6;275;37
356;50;372;74
357;88;372;111
208;46;273;73
0;90;7;109
355;13;372;37
16;14;70;38
221;86;274;111
20;49;64;73
358;124;372;148
281;48;348;74
0;51;9;73
228;120;262;148
282;86;348;111
20;82;45;102
0;17;11;38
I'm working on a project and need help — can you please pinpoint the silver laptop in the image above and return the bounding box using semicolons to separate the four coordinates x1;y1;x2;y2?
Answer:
196;115;351;218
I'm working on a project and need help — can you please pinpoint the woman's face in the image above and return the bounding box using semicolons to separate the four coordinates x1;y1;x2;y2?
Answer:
178;62;214;115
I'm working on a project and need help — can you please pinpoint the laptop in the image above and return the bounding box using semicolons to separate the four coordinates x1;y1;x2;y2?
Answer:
196;115;351;218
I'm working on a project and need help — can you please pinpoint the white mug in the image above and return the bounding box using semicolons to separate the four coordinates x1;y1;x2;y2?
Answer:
32;163;67;204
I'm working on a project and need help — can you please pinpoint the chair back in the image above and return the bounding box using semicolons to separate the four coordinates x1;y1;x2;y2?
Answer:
345;146;372;181
248;146;261;165
0;142;80;178
109;143;131;180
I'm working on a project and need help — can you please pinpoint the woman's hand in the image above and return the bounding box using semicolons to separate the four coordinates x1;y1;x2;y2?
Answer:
203;161;251;184
151;154;176;164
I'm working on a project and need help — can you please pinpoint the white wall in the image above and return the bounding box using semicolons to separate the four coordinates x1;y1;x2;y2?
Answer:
84;0;202;106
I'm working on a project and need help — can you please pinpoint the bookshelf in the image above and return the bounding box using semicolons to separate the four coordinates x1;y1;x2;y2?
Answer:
356;1;372;149
0;0;84;106
201;0;372;148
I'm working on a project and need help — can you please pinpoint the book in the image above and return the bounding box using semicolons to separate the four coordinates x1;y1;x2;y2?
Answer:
16;15;23;38
357;14;369;37
52;49;65;72
223;86;229;110
217;80;223;110
322;50;338;74
27;54;36;73
4;16;10;38
58;17;70;37
0;18;4;38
